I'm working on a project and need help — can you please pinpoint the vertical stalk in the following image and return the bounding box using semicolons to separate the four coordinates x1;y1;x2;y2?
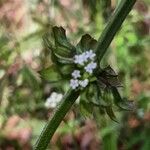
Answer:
96;0;137;149
96;0;137;62
34;89;80;150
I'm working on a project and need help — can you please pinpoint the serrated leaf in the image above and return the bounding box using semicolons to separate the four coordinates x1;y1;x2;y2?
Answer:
103;65;118;77
107;76;122;87
53;27;72;48
96;86;111;107
119;98;135;111
105;106;118;122
111;87;122;104
43;27;76;64
98;66;122;88
40;65;62;82
53;26;76;58
101;88;113;106
76;34;97;53
53;50;74;64
111;87;134;110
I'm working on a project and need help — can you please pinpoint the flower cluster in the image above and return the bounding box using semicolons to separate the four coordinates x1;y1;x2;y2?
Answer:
74;50;96;65
45;92;63;108
70;50;97;90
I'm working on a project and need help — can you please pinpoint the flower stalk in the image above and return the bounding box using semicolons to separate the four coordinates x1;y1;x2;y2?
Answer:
34;0;137;149
34;89;80;150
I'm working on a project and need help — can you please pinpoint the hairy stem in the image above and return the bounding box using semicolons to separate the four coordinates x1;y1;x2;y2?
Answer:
34;89;80;150
96;0;137;62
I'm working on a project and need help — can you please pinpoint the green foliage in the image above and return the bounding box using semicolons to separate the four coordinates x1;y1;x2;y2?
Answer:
42;25;134;123
44;27;75;64
76;34;97;53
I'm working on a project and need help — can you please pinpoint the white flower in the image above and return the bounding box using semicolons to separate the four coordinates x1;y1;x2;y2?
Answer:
70;79;79;89
74;53;88;65
79;79;89;88
45;92;63;108
84;62;97;74
74;50;96;65
82;52;89;61
74;55;84;65
86;50;96;60
71;50;97;90
72;70;81;79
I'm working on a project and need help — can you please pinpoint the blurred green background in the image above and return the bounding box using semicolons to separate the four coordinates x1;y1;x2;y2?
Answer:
0;0;150;149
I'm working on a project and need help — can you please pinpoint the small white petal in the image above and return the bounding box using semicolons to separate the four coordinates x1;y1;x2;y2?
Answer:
72;70;81;79
82;52;88;62
70;79;79;89
74;55;83;65
84;62;97;74
74;53;89;65
90;62;97;69
85;50;96;60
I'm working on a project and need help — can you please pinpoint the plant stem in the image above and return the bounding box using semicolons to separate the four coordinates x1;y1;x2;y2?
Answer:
96;0;137;62
34;89;80;150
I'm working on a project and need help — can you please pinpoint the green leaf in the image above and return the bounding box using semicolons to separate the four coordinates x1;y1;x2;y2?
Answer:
98;66;122;88
103;66;120;89
101;88;113;106
103;65;118;77
111;87;134;110
96;86;111;107
40;66;62;82
76;34;97;53
59;64;74;76
107;76;122;88
53;26;76;58
105;106;118;122
119;98;134;111
111;87;123;106
43;27;76;64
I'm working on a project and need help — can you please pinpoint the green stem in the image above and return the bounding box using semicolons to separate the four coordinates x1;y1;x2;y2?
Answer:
34;89;80;150
96;0;137;62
